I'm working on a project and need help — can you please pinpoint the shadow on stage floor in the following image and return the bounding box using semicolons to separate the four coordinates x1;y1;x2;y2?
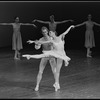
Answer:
0;48;100;98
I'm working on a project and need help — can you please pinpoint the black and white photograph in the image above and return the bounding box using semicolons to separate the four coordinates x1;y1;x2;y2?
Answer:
0;1;100;99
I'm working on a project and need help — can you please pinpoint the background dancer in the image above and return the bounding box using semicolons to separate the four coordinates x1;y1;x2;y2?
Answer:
33;15;73;35
0;17;36;59
75;14;100;57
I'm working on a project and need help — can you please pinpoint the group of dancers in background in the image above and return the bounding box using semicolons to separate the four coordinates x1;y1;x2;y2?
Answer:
1;14;100;91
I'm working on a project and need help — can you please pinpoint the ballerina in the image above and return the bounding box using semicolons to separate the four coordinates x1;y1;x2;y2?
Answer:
23;25;75;91
0;17;36;59
75;14;100;57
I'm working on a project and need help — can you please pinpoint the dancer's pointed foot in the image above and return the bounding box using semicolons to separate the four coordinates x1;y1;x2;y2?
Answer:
35;85;39;91
65;61;69;66
53;83;60;91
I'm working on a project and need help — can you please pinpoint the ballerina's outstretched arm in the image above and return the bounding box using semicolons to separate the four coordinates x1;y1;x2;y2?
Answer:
58;25;75;40
93;22;100;26
20;23;37;27
22;53;50;60
0;23;13;25
63;25;75;35
55;19;74;24
75;21;86;27
32;19;50;24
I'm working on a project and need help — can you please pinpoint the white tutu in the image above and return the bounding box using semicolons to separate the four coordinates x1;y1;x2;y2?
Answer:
43;50;71;66
22;50;70;66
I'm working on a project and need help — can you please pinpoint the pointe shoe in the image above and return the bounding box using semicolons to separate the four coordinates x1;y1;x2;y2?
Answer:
35;86;39;91
53;83;60;91
65;62;69;66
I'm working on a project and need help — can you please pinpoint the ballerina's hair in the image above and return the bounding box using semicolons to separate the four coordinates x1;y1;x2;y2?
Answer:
50;15;54;19
88;14;92;18
14;16;19;20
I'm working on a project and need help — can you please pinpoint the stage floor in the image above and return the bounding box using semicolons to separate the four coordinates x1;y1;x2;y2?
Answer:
0;49;100;99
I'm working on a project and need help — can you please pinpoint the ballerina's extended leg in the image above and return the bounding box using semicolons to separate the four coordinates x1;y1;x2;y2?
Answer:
22;54;31;60
22;54;47;59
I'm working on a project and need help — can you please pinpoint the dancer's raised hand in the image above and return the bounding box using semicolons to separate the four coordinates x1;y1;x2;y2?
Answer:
32;19;37;22
70;25;75;29
27;40;34;44
34;40;40;44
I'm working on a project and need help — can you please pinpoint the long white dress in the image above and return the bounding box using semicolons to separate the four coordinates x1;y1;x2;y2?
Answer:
23;36;71;66
12;23;23;50
85;21;95;48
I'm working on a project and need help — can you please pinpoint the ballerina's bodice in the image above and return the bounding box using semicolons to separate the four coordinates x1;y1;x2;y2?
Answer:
52;38;65;55
49;22;57;32
86;21;94;31
12;23;21;33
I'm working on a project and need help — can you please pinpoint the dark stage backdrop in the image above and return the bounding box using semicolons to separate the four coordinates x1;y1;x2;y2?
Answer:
0;1;100;50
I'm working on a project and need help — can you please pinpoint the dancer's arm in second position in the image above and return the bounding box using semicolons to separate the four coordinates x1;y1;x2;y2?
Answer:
20;23;37;27
55;19;74;24
0;23;13;25
93;21;100;26
75;21;86;28
32;19;50;24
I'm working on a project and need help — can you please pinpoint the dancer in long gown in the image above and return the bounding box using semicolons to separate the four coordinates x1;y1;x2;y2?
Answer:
75;14;100;57
26;26;57;91
0;17;36;59
33;15;73;35
23;25;75;91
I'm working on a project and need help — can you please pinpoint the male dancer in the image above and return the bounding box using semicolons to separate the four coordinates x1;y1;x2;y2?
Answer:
27;26;57;91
